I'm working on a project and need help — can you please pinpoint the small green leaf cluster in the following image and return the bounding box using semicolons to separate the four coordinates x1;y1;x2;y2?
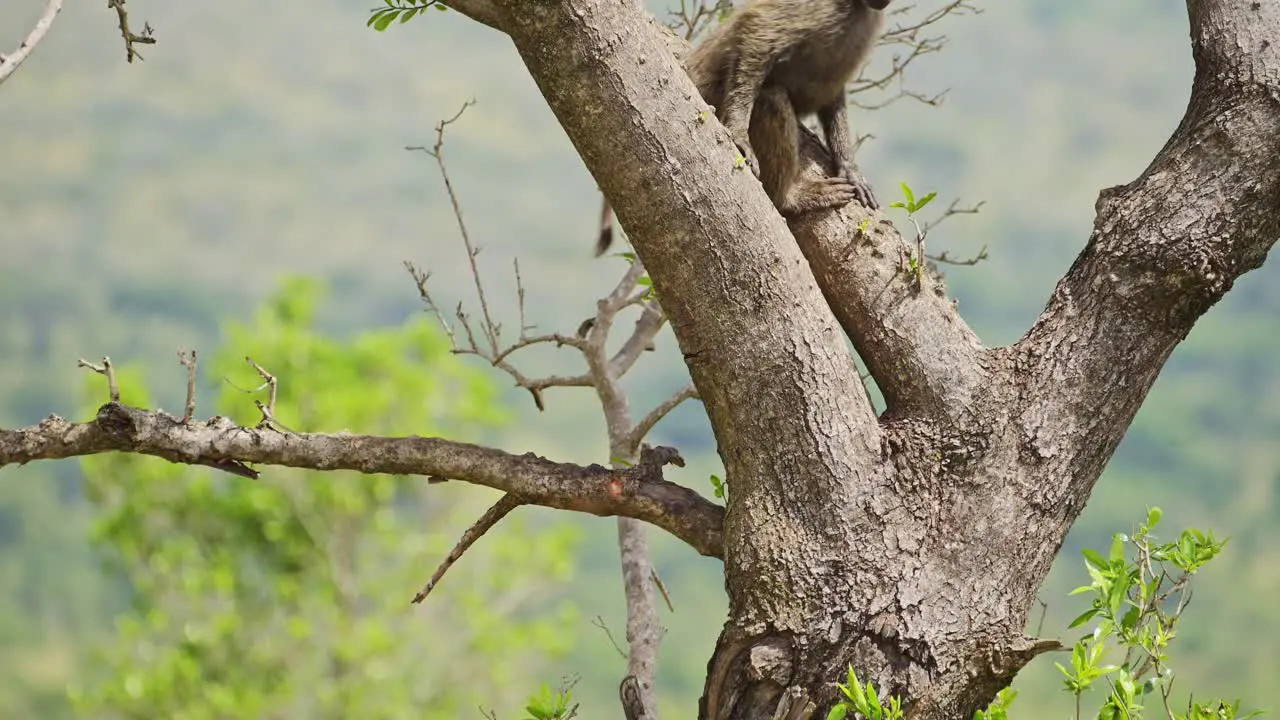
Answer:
1055;508;1260;720
889;182;937;216
827;667;905;720
520;681;577;720
368;0;446;32
708;473;727;501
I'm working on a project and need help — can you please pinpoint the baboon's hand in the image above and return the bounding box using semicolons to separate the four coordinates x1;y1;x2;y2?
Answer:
732;132;761;178
837;163;879;210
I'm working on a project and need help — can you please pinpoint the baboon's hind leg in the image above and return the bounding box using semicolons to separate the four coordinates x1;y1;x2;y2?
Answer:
750;86;859;217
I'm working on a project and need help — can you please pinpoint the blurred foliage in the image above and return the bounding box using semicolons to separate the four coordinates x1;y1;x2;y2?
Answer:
65;278;581;719
0;0;1277;718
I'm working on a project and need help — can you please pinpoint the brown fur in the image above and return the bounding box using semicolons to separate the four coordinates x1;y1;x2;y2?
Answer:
595;0;888;256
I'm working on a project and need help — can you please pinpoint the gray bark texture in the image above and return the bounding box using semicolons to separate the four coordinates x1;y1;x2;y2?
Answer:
484;0;1280;717
1;1;1277;718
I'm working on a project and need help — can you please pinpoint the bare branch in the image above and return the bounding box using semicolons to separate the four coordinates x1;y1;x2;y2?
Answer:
847;1;982;111
105;0;155;64
627;385;698;456
0;403;724;557
408;101;503;355
592;616;629;658
0;0;62;87
608;301;665;379
177;349;198;424
404;106;605;411
77;356;119;403
412;492;524;603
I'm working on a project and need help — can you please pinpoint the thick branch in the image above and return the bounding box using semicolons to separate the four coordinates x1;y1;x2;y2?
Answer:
0;0;62;87
0;403;724;557
788;157;988;421
491;0;881;517
1012;0;1279;516
439;0;507;32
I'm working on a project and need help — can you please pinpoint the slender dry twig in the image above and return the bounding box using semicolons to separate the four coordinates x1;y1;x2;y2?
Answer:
177;349;198;424
627;386;697;456
77;356;119;403
105;0;155;64
0;0;62;87
411;493;525;603
665;0;733;40
406;100;505;355
848;1;982;111
650;568;674;613
592;616;629;659
921;198;987;236
919;199;988;266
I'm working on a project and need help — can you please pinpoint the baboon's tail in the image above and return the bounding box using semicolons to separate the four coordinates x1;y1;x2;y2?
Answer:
595;195;615;257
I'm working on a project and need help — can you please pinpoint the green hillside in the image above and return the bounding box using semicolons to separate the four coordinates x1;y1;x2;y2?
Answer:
0;0;1275;717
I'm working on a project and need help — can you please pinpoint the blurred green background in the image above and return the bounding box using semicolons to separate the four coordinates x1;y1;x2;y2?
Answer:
0;0;1275;717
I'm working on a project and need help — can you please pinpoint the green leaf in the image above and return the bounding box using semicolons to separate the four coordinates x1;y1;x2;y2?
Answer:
1146;506;1163;529
373;10;399;31
900;182;916;209
1108;533;1126;564
827;705;850;720
1068;607;1100;628
914;191;937;212
1082;548;1110;570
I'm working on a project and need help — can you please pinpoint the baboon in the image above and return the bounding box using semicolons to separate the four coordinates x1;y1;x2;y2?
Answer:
595;0;889;256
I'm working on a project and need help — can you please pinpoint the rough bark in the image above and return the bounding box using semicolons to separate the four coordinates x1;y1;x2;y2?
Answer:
0;403;723;558
487;0;1280;718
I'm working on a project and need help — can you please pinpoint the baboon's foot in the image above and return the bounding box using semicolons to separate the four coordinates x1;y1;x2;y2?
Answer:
781;176;862;216
837;164;879;210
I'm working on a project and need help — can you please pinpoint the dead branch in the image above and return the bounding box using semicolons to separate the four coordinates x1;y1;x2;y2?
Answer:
412;492;525;603
77;356;119;403
627;386;698;457
105;0;155;64
0;402;724;556
0;0;62;87
848;1;982;111
177;349;198;423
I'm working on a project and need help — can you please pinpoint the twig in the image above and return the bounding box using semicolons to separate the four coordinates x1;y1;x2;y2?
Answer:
407;100;503;356
665;0;733;40
848;2;981;111
592;616;629;659
650;568;674;613
0;0;62;87
412;493;525;604
77;356;119;402
627;386;698;456
921;198;986;236
177;349;198;424
105;0;156;64
244;356;278;416
929;246;988;266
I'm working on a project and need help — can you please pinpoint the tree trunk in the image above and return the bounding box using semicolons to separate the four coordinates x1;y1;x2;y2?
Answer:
3;1;1273;718
488;0;1280;717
